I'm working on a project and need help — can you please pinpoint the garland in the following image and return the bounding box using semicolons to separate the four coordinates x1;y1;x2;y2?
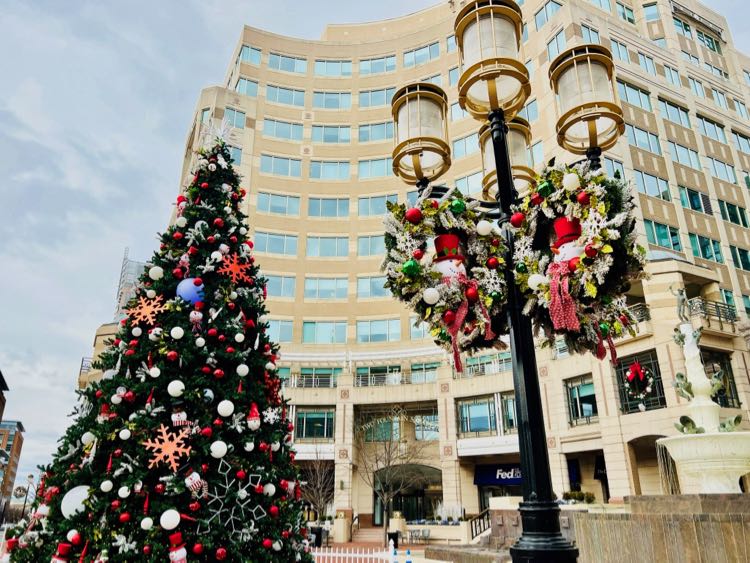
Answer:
624;361;655;411
382;188;508;370
511;161;647;361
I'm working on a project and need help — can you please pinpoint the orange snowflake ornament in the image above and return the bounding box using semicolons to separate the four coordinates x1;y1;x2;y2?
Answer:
217;252;253;285
142;424;192;472
127;295;167;326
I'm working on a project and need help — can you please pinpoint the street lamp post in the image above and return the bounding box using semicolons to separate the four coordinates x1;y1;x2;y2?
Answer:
21;474;34;520
390;1;624;560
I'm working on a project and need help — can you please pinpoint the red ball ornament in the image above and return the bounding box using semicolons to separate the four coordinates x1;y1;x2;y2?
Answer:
192;544;204;555
143;545;152;555
95;390;103;399
584;244;597;258
201;366;212;374
218;334;226;342
404;207;423;224
172;231;184;241
207;235;216;244
128;339;139;347
177;195;187;204
213;368;225;379
200;182;209;189
262;539;273;549
69;532;81;546
568;256;581;273
431;200;439;209
230;235;238;243
282;530;290;539
200;427;213;438
213;418;223;427
110;500;121;510
113;449;123;458
201;463;209;472
118;512;131;523
510;212;525;228
412;248;424;260
172;268;184;279
213;218;225;228
576;191;591;206
154;483;166;494
207;328;218;337
166;350;179;361
269;505;280;517
486;257;500;269
442;310;456;325
225;346;235;353
216;547;227;560
255;484;264;494
530;193;544;206
236;470;247;480
188;245;198;255
287;423;294;432
465;286;479;303
193;277;203;286
123;349;135;357
123;391;135;403
189;501;201;512
195;301;205;311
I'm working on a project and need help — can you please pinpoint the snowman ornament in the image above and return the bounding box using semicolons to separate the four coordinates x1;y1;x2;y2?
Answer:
184;469;208;498
168;532;188;563
551;217;584;264
433;233;466;279
547;216;583;331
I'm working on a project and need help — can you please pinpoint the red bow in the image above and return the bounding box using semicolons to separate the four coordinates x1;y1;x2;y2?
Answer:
627;361;644;382
446;274;495;373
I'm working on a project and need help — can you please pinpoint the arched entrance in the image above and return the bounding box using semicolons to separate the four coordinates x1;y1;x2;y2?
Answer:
373;464;442;525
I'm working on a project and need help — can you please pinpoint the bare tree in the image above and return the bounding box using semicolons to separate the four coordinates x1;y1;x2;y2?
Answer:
299;446;335;523
354;406;432;547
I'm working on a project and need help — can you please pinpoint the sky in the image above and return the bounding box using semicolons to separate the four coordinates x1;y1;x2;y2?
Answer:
0;0;747;487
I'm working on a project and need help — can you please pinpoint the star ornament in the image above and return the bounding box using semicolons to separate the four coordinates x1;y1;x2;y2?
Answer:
142;424;192;472
127;295;167;326
217;252;254;285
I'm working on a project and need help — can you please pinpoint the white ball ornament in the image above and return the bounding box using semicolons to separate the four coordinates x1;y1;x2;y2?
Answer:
476;220;493;236
170;326;185;340
149;367;161;378
271;441;280;452
146;289;157;299
217;400;235;417
562;173;580;191
265;362;277;371
195;337;206;348
119;428;131;440
219;244;230;255
244;442;254;452
175;216;188;228
203;388;215;402
229;291;238;300
111;394;122;405
159;509;180;530
238;488;248;500
100;480;113;493
148;266;164;281
208;163;217;172
210;440;228;458
234;333;245;343
117;486;130;499
131;327;142;337
263;483;276;497
60;486;90;519
81;431;96;446
140;517;154;531
211;251;223;262
66;530;79;543
527;273;550;291
239;227;247;235
423;287;440;305
236;364;249;377
273;541;282;552
167;380;185;397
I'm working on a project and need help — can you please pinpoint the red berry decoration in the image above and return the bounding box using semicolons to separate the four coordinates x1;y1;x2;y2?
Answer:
269;505;280;517
110;500;121;510
486;257;500;269
154;483;166;494
263;539;273;549
189;501;201;512
123;349;135;357
207;328;218;337
568;256;581;273
172;268;184;279
442;310;456;325
255;484;264;494
213;418;223;427
143;545;152;555
172;231;184;241
619;314;630;326
193;277;203;286
404;207;423;224
200;182;209;189
465;286;480;303
200;427;213;438
213;218;225;228
95;390;103;399
216;547;227;560
218;334;226;342
225;346;235;353
207;235;216;244
213;368;225;379
530;193;544;206
282;530;290;539
188;245;198;255
123;391;135;403
113;448;123;458
576;191;591;206
166;350;179;361
230;235;238;243
431;200;439;209
118;512;131;523
69;532;81;546
510;212;525;228
201;366;211;374
412;248;424;260
584;244;597;258
236;470;247;480
192;544;204;555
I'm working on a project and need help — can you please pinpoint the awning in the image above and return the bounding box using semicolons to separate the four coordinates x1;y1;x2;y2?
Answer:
474;463;522;486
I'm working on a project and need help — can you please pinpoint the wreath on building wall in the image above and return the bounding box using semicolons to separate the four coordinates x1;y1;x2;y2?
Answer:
624;361;655;411
382;188;507;371
511;161;647;362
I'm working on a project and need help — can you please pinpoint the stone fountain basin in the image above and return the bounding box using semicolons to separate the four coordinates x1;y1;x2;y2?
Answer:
659;432;750;494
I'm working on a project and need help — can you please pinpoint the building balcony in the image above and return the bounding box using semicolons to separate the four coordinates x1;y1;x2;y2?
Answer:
456;431;519;457
79;357;92;378
286;374;338;389
353;371;437;387
688;297;737;335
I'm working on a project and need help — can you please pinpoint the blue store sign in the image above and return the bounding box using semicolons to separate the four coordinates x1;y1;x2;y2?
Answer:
474;464;523;486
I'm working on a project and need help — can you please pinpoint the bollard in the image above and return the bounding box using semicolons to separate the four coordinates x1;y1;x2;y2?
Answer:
405;548;413;563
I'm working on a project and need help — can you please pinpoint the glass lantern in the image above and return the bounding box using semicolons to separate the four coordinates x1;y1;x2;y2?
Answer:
454;0;530;120
479;117;535;201
391;82;451;185
548;44;624;154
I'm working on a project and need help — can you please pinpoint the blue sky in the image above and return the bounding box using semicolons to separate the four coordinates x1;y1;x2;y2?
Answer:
0;0;746;484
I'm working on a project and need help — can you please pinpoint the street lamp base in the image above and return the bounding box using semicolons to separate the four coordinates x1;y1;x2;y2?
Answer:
509;500;579;562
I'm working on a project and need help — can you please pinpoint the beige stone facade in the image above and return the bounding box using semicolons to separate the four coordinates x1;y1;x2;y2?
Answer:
82;0;750;533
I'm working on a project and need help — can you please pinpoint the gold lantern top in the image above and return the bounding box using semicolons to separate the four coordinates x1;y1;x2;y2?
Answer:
548;44;624;155
391;82;451;185
454;0;530;120
479;117;535;201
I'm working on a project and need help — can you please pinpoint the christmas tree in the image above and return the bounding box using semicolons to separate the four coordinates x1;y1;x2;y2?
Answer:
8;136;312;562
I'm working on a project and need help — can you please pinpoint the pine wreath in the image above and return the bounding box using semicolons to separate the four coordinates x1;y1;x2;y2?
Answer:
383;187;508;371
623;361;655;411
511;161;647;360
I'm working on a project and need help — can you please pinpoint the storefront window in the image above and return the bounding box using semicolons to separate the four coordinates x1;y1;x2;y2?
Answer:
414;414;439;440
457;396;496;437
565;375;598;425
295;409;335;440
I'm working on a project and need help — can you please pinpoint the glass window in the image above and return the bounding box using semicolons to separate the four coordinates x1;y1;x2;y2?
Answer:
254;231;298;255
688;233;723;262
228;146;242;165
357;276;390;298
449;67;459;86
358;235;385;256
267;319;293;343
732;131;750;154
582;24;600;44
295;409;335;440
235;78;258;97
619;80;652;111
701;350;740;408
547;30;566;60
309;160;350;180
407;190;419;206
711;88;728;109
707;156;737;184
411;362;439;384
634;170;670;201
589;0;611;11
719;200;749;227
358;194;397;216
643;3;659;20
457;396;496;436
517;99;539;122
452;133;480;159
224;108;245;129
200;108;211;124
666;141;700;170
604;157;625;178
359;87;397;108
500;392;517;433
356;319;401;343
414;413;439;440
313;91;351;109
530;141;544;167
359;55;396;75
266;84;305;106
308;197;349;218
735;100;749;120
268;52;307;73
265;275;296;298
535;0;562;30
615;350;667;412
314;59;352;76
696;116;726;143
658;99;690;127
306;236;349;257
688;77;704;98
263;118;303;141
312;125;351;144
616;2;635;23
447;34;457;53
403;42;440;67
664;65;680;86
610;39;629;62
525;59;535;79
239;45;261;65
364;415;400;441
644;219;682;251
566;375;598;425
730;245;750;271
678;186;710;214
450;102;469;121
696;30;722;53
304;277;348;299
359;158;393;179
260;154;302;177
421;74;441;86
410;316;429;340
455;171;483;195
638;52;656;75
256;192;300;215
625;124;661;154
302;321;347;344
359;121;394;142
674;17;692;39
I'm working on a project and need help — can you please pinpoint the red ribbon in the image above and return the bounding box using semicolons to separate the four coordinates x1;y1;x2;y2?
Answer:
627;361;644;382
595;330;618;364
445;275;496;373
78;540;89;563
548;262;580;332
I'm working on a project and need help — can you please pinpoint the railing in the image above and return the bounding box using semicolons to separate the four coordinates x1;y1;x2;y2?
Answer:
469;508;491;540
688;297;737;327
79;357;92;376
628;302;651;322
287;374;338;388
354;372;437;386
312;542;393;562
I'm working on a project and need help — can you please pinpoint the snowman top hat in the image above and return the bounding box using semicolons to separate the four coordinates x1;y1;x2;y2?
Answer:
55;542;72;557
169;532;185;549
551;217;581;249
434;233;464;262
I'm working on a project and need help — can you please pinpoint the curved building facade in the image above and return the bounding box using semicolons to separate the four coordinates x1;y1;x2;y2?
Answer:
173;0;750;537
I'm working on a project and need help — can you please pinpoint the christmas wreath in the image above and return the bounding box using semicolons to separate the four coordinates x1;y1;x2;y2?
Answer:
511;161;647;361
624;361;655;411
383;188;508;370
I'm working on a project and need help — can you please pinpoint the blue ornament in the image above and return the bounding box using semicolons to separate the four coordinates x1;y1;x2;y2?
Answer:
176;278;205;304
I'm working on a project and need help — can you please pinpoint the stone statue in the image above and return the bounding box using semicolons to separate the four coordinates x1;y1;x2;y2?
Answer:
670;284;690;323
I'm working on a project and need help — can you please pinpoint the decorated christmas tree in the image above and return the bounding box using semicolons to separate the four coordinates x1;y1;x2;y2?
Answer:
8;136;312;562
